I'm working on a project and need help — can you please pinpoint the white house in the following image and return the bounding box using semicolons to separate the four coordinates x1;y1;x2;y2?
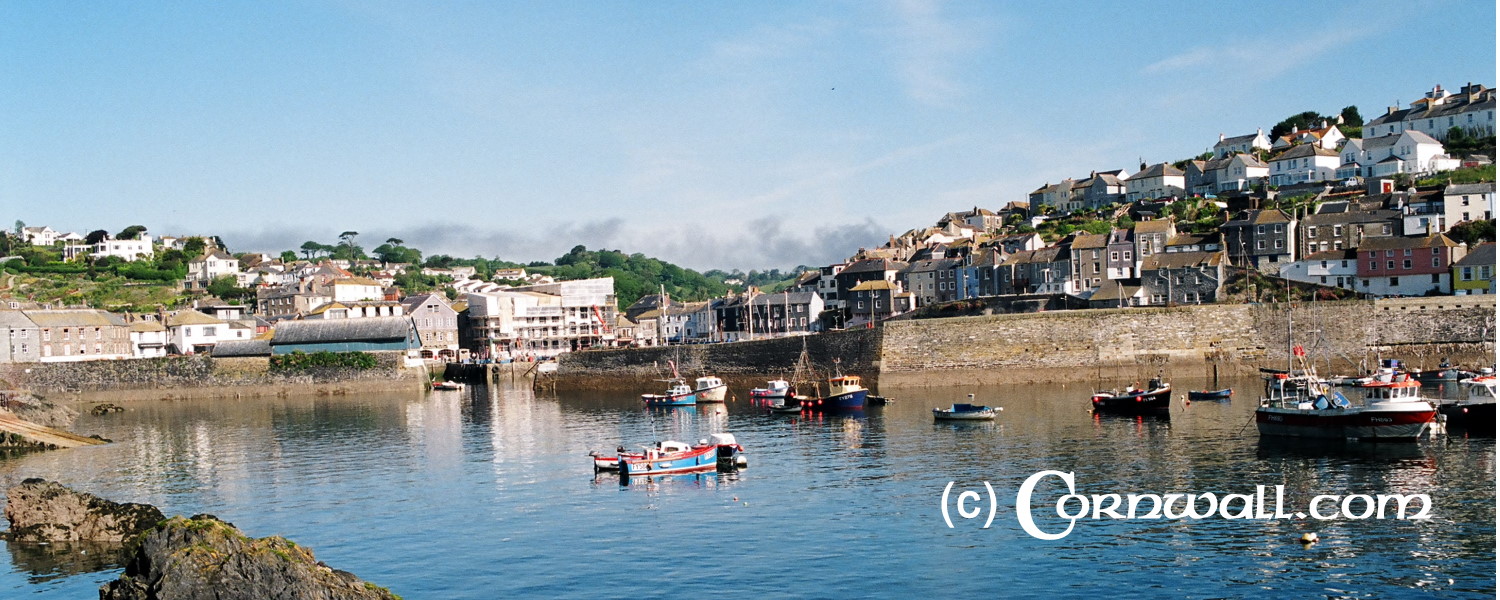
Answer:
21;226;61;246
1269;145;1342;187
1363;83;1497;141
1123;163;1186;201
1279;249;1360;290
330;277;385;302
92;235;155;261
1271;122;1345;151
188;249;240;283
1336;130;1460;179
1206;153;1269;192
1444;182;1495;223
166;311;228;355
1213;129;1271;158
128;319;169;358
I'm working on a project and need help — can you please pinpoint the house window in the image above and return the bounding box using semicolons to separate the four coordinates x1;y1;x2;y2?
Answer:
1334;226;1343;237
43;330;50;341
1257;241;1266;250
1309;244;1319;255
1382;225;1391;235
1387;260;1395;269
1431;274;1441;284
1320;276;1328;284
1257;225;1266;234
1403;248;1412;256
1274;240;1283;249
1308;226;1318;237
1362;279;1370;287
1385;250;1395;257
1389;277;1399;286
1402;259;1411;269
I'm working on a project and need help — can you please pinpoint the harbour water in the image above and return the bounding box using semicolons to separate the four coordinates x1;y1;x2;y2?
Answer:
0;377;1493;598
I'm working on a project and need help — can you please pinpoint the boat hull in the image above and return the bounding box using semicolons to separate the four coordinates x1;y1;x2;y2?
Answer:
1091;388;1171;415
617;444;743;476
1439;402;1496;435
695;384;727;403
642;392;697;406
933;409;996;421
1256;405;1436;441
1187;389;1232;401
807;389;868;410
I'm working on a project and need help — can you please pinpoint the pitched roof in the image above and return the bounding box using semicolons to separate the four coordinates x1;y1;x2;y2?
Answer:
166;311;225;327
1134;219;1175;233
1124;163;1185;181
212;339;272;357
1218;132;1262;145
128;320;166;332
1356;234;1460;252
1455;243;1495;267
21;309;120;328
1142;251;1224;270
1070;232;1109;249
271;316;416;345
849;280;897;292
1446;182;1495;195
1271;144;1339;161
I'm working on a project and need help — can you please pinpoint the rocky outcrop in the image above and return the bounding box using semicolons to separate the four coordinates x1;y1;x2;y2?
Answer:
0;390;78;428
3;479;163;543
100;515;401;600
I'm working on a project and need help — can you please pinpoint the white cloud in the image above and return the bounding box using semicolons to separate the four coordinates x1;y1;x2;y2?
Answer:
879;0;988;107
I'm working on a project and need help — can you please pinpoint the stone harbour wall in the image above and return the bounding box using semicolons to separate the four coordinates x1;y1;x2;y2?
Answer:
0;352;426;398
559;296;1493;388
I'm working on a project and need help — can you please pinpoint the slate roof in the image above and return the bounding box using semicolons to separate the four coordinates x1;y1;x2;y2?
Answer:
1446;182;1495;195
1224;209;1293;227
1356;234;1460;252
271;316;415;345
0;311;38;329
1124;163;1185;181
1134;219;1175;233
1070;232;1108;250
1142;251;1224;270
1271;144;1339;161
1219;132;1261;145
849;280;898;292
22;309;120;328
166;311;224;327
1455;243;1495;267
128;320;166;333
212;339;272;357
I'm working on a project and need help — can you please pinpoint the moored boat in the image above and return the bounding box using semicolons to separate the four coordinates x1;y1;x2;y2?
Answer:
750;379;792;400
431;380;463;391
769;396;806;414
1187;388;1232;401
642;379;698;406
1090;376;1171;416
1256;369;1436;441
694;376;727;402
934;396;999;421
803;375;869;410
1439;371;1496;435
614;434;746;476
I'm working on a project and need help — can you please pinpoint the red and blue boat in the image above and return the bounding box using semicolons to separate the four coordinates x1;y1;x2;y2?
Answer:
642;379;697;406
595;434;746;476
1091;376;1171;416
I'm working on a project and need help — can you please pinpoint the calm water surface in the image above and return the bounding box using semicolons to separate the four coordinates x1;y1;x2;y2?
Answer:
0;377;1493;598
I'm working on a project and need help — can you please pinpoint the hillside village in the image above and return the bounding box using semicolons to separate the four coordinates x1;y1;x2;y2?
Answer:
0;81;1495;366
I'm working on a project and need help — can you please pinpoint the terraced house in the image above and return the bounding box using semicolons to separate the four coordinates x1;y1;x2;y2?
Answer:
24;309;131;362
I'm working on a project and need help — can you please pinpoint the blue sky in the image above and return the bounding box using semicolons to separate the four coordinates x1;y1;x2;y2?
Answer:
2;1;1495;270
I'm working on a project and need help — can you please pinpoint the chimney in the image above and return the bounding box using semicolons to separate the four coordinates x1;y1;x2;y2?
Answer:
1219;133;1226;142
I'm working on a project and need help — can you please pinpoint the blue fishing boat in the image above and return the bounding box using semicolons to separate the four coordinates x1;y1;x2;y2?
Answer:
642;379;697;406
804;375;869;410
1187;388;1232;401
933;396;1000;421
614;434;746;476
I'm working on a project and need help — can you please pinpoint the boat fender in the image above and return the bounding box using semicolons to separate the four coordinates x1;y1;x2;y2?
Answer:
1299;532;1318;544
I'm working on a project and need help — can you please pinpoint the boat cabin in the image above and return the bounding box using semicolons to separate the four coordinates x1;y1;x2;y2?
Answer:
1363;379;1422;404
694;376;724;390
828;376;863;392
655;441;692;453
667;382;693;396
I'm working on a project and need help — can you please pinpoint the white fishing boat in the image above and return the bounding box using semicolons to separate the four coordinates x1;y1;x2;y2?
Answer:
694;376;728;402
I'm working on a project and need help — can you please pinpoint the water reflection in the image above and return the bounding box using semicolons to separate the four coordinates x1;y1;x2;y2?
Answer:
0;375;1489;599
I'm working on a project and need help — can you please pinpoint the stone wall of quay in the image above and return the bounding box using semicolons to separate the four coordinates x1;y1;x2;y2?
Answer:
879;296;1494;385
555;328;881;390
556;296;1493;388
0;352;427;399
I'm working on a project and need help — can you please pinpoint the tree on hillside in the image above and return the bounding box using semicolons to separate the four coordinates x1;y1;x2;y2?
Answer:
1340;105;1363;127
183;237;207;255
1447;220;1496;246
299;241;329;259
12;220;23;235
279;250;298;263
85;229;109;245
385;237;403;246
117;225;147;240
339;231;358;251
1270;111;1326;139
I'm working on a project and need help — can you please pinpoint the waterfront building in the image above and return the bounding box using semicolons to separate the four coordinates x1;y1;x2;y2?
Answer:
23;309;132;362
1336;130;1459;179
1452;242;1496;295
1279;249;1360;291
1299;203;1399;256
400;293;460;360
1123;163;1186;202
306;300;404;320
128;319;168;358
1068;232;1108;296
1212;129;1272;158
0;311;41;363
166;310;231;355
1354;234;1466;297
270;316;421;355
1268;144;1341;187
1140;250;1227;305
187;249;239;286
